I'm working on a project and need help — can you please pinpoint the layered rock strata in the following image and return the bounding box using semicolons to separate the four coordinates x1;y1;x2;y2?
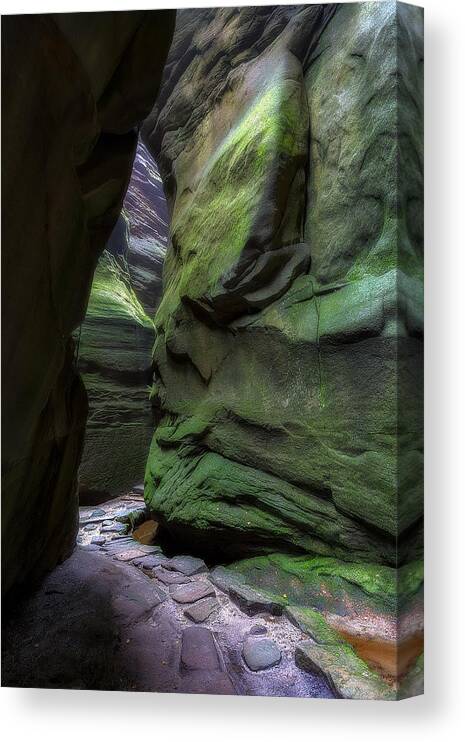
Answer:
142;2;423;567
76;140;168;502
142;2;423;692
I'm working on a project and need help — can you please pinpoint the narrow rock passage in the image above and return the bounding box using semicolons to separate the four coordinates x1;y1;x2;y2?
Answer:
2;492;334;698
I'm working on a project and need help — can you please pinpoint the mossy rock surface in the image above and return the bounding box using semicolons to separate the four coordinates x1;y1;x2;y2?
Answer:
77;241;156;500
214;553;424;618
212;553;422;699
143;4;423;568
295;641;395;701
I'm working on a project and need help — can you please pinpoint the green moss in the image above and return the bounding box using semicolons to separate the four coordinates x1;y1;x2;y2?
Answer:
346;242;423;283
87;250;154;329
296;641;396;700
155;72;305;328
227;553;424;615
286;606;345;644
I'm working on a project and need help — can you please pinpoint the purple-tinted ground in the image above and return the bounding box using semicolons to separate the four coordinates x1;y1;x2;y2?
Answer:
2;494;334;698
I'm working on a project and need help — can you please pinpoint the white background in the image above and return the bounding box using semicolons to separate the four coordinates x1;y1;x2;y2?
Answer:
1;0;464;740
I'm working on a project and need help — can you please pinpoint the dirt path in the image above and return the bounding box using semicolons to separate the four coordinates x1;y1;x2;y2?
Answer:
2;496;333;698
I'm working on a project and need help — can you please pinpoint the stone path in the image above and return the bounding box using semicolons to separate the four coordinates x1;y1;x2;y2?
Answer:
2;493;334;698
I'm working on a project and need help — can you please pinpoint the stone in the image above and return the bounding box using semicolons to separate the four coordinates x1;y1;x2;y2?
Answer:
91;509;106;518
180;626;221;672
114;549;145;562
229;584;284;617
91;536;106;546
114;507;146;524
133;554;166;570
209;565;284;616
242;638;281;672
164;555;208;576
102;536;136;552
248;624;267;636
83;523;97;532
295;640;394;701
101;522;129;535
153;567;190;585
184;598;219;624
208;566;242;594
135;544;163;554
132;519;158;545
170;582;216;604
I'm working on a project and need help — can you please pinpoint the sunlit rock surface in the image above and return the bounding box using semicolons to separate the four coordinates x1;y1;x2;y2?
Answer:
125;139;169;317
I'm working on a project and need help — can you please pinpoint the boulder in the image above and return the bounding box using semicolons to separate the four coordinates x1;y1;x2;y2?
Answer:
242;638;282;672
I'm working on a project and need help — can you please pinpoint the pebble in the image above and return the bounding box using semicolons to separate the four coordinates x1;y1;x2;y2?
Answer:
83;523;97;532
242;638;282;671
248;624;267;636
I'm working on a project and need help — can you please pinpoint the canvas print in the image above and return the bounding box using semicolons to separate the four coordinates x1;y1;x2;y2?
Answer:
1;2;424;700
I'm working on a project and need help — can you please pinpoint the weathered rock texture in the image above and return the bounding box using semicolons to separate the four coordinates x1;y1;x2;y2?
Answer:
1;10;175;595
142;2;423;567
125;139;169;317
76;141;168;502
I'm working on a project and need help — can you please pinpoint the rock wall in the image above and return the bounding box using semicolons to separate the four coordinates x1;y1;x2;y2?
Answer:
77;140;168;502
125;139;169;317
1;11;175;595
142;3;423;567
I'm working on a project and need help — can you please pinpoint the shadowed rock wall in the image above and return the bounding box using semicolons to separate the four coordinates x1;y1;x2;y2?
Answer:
142;3;423;566
1;11;175;595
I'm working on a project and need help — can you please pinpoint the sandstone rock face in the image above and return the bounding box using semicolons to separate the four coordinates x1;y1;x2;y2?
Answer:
125;139;169;317
76;140;168;502
1;11;175;595
142;3;423;568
